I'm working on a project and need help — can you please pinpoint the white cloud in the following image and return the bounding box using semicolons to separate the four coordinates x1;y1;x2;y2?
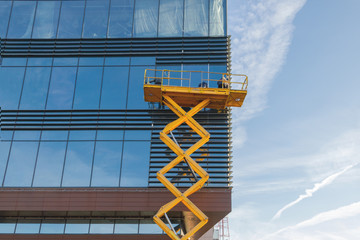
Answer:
272;163;358;220
262;201;360;240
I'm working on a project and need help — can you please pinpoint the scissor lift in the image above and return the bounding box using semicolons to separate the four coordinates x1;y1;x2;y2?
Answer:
143;69;248;240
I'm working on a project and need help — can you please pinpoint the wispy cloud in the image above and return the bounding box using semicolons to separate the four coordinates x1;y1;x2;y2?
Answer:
263;201;360;240
228;0;307;122
272;163;358;220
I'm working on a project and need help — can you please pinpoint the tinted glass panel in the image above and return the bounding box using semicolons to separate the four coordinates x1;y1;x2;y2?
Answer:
19;67;51;110
83;0;110;38
65;220;90;234
15;220;41;234
0;220;16;234
46;67;77;110
0;142;10;184
7;1;36;38
91;141;122;187
127;66;154;109
139;219;162;234
108;0;134;38
159;0;183;37
62;141;94;187
0;67;25;109
57;1;85;38
28;58;53;66
33;142;66;187
120;141;150;187
210;0;226;36
184;0;208;36
133;0;159;37
114;220;138;234
40;220;65;234
100;67;128;109
3;142;38;187
89;220;114;234
73;67;102;109
32;1;60;38
0;1;11;38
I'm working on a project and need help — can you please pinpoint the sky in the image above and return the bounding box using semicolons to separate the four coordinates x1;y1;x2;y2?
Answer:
227;0;360;239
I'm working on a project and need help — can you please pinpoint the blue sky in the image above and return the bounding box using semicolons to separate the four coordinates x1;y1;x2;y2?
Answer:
227;0;360;239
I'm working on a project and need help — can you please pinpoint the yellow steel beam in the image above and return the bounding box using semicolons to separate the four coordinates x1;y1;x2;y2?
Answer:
154;94;211;240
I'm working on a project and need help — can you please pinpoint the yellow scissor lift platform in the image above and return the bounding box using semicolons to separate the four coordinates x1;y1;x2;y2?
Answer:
143;69;248;240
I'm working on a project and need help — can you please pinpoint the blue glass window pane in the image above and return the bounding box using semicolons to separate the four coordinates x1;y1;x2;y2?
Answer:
105;57;130;66
41;131;69;141
33;142;66;187
210;0;225;36
114;220;138;234
100;67;128;109
73;67;102;109
83;0;109;38
0;67;25;109
69;131;96;141
108;0;134;38
127;66;154;109
53;58;78;66
133;0;159;37
155;65;182;86
0;141;11;184
27;58;53;66
46;67;76;110
139;219;162;234
40;220;65;234
97;131;124;141
32;1;60;38
0;131;13;140
13;131;41;141
65;220;90;234
124;130;151;141
1;58;27;66
184;0;209;36
20;67;51;110
131;57;155;66
4;142;38;187
91;141;122;187
158;0;183;37
7;1;36;38
120;141;150;187
89;220;114;234
0;220;16;234
209;64;227;88
79;57;104;66
62;141;94;187
183;64;209;87
57;1;85;38
15;220;41;234
0;1;11;38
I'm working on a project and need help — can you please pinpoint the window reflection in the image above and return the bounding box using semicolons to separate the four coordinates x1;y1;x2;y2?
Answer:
91;141;122;187
62;141;95;187
7;1;36;38
159;0;183;37
127;66;154;109
101;67;129;109
134;0;159;37
90;220;114;234
108;0;134;38
114;220;139;234
120;141;150;187
20;67;51;110
0;142;10;185
64;220;90;234
210;0;226;36
33;142;66;187
0;220;16;234
15;220;41;234
32;1;60;38
57;1;85;38
139;219;162;234
3;142;38;187
0;67;25;109
47;67;76;110
73;67;102;109
83;0;110;38
0;1;11;38
40;220;65;234
184;0;209;36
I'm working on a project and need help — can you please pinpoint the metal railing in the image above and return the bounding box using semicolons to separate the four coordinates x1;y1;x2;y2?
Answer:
144;69;248;91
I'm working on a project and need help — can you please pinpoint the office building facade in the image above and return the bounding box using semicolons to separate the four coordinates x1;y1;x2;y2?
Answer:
0;0;232;239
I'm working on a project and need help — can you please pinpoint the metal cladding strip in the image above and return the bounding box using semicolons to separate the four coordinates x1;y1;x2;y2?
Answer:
154;95;210;240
